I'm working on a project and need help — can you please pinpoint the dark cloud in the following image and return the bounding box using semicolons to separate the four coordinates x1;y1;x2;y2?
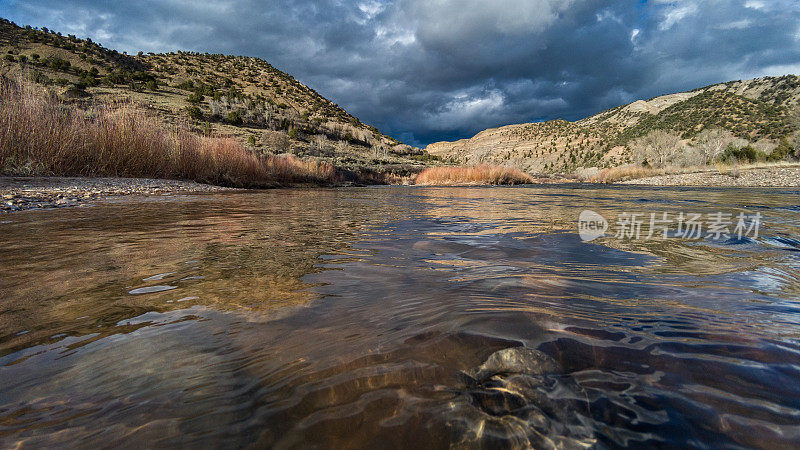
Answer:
2;0;799;146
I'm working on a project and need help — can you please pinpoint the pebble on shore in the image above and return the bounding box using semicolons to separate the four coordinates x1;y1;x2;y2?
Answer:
0;177;238;212
620;166;800;188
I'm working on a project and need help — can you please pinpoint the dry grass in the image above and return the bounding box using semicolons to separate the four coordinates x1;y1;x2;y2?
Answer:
413;165;534;185
0;77;339;187
589;165;667;183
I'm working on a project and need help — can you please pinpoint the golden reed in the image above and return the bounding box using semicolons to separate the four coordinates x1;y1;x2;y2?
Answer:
0;76;338;187
414;165;533;185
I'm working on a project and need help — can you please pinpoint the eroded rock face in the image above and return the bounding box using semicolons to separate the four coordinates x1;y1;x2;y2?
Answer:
452;347;597;449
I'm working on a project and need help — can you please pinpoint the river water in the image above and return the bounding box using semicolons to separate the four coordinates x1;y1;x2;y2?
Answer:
1;185;799;448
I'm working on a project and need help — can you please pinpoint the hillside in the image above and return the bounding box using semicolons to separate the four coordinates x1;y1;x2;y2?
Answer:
427;76;800;173
0;18;435;178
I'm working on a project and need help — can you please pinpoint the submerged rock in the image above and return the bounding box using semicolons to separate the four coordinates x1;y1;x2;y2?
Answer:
465;347;562;382
453;347;596;448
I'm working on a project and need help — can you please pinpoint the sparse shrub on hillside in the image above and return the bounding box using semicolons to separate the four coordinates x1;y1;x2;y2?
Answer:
227;110;243;126
76;71;99;88
186;105;203;120
30;71;50;85
720;144;765;164
45;56;71;71
187;92;204;104
767;138;796;161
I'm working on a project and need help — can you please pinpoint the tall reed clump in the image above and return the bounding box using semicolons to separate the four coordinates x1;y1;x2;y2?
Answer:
413;165;533;185
0;76;339;187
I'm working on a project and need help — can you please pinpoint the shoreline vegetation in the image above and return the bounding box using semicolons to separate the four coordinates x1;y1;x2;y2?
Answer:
0;75;556;192
0;76;348;188
413;165;534;185
0;76;532;190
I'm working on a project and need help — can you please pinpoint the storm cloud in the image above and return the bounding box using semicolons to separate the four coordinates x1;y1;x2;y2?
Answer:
2;0;799;146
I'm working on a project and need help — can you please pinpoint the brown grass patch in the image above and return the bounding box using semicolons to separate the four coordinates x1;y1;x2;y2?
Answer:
0;76;339;187
413;165;533;185
588;165;666;183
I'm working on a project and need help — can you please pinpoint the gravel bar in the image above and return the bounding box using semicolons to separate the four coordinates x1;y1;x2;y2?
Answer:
620;166;800;188
1;177;239;212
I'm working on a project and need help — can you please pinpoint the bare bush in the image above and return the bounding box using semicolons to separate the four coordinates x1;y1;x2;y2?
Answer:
694;128;733;163
794;106;800;157
673;146;706;167
208;99;225;117
753;138;777;157
263;130;290;153
631;130;683;168
309;134;332;155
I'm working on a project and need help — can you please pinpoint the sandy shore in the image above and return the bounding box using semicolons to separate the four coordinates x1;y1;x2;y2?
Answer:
620;166;800;188
1;177;239;212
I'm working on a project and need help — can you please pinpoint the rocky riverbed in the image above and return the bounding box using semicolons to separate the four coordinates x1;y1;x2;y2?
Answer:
620;166;800;187
1;177;238;212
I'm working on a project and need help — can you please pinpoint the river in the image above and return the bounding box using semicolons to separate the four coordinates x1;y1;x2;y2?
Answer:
1;185;799;448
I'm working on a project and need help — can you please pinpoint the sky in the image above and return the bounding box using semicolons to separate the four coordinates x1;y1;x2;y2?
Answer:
1;0;799;147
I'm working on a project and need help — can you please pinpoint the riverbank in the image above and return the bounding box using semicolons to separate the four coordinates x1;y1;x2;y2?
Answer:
619;165;800;187
0;177;239;212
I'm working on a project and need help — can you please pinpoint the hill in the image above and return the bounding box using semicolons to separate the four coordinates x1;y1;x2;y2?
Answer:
0;18;436;179
426;76;800;174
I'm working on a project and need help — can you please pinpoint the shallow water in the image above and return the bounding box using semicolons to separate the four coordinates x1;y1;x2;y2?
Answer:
1;185;800;448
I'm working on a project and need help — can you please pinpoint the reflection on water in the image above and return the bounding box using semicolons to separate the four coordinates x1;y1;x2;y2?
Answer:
1;185;800;447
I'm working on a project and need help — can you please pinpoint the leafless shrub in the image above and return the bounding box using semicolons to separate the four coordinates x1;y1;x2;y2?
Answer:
694;128;733;163
673;146;706;167
753;138;777;156
262;130;290;153
631;130;683;168
793;105;800;157
309;134;332;155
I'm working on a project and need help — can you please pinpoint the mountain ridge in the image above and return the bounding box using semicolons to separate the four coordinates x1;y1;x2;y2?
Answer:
426;75;800;173
0;17;436;177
